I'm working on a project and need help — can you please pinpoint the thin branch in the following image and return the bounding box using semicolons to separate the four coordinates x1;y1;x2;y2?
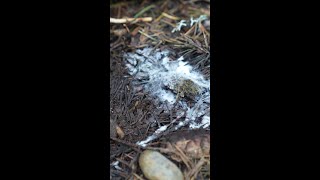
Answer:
110;17;153;24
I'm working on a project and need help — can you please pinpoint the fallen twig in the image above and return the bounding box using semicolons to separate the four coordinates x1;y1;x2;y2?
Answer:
110;17;153;24
162;12;180;20
110;137;143;153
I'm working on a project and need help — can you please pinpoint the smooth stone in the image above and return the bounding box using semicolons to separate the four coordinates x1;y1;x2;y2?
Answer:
139;150;183;180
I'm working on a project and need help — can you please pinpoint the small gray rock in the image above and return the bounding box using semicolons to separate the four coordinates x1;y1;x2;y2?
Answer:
139;150;183;180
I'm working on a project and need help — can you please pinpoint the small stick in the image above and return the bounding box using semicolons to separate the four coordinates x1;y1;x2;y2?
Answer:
110;17;153;24
110;137;143;153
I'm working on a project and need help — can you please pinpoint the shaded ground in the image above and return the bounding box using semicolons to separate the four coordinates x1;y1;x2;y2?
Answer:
108;0;211;179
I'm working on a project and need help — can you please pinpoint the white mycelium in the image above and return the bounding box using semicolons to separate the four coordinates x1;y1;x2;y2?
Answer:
172;15;208;32
124;47;210;147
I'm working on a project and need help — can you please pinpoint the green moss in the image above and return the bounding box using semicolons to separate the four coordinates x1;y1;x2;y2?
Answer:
174;79;200;100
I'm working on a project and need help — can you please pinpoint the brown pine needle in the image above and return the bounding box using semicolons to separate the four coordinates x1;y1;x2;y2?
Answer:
161;12;180;20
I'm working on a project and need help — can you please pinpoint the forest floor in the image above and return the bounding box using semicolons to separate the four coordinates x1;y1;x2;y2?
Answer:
108;0;212;179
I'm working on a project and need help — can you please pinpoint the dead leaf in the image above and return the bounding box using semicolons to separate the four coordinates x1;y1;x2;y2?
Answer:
116;125;125;139
131;26;141;36
112;29;127;36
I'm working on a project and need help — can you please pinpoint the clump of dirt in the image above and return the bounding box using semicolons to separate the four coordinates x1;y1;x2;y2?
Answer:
108;0;211;179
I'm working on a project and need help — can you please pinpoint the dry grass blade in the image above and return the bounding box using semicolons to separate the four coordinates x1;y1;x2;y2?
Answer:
133;173;145;180
116;158;131;168
174;144;193;170
186;157;207;179
138;30;157;41
183;34;207;53
160;19;176;28
134;5;155;18
161;12;180;20
111;169;129;179
110;137;143;153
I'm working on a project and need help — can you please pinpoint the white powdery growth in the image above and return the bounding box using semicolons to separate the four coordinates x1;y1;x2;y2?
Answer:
136;125;168;147
172;15;208;32
172;20;188;33
190;15;208;26
124;47;209;104
201;116;210;128
110;161;122;170
124;47;210;147
175;97;210;130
